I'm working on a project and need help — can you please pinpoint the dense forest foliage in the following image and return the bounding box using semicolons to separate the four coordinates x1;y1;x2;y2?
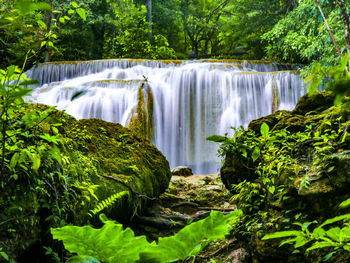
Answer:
1;0;349;68
1;0;350;262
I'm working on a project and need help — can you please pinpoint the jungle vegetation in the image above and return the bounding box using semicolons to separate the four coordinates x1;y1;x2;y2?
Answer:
1;0;349;68
1;0;350;262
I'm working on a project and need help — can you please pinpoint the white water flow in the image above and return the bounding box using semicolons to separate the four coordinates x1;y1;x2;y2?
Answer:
26;59;306;174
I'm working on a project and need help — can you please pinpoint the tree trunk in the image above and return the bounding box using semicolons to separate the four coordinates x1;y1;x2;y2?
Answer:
204;39;209;56
44;13;53;62
146;0;152;39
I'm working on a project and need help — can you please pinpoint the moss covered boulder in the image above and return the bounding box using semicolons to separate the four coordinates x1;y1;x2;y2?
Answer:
221;91;349;199
219;91;350;262
32;104;172;220
0;104;171;261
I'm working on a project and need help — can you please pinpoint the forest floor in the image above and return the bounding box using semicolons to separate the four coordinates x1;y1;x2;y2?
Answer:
130;173;249;263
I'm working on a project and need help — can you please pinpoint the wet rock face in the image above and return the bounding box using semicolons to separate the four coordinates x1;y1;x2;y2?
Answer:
171;166;193;177
1;105;172;260
63;117;172;218
166;173;232;207
221;91;347;200
227;248;250;263
292;91;335;115
219;91;350;262
220;153;256;191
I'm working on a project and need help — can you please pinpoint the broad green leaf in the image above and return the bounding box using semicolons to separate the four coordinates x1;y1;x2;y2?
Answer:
0;251;9;261
279;237;297;247
49;146;62;165
37;19;46;29
312;227;326;239
15;0;51;14
320;214;350;228
0;84;6;96
139;210;242;262
52;210;242;263
340;226;350;242
268;186;275;194
339;198;350;209
39;134;60;144
10;152;19;169
344;244;350;251
76;8;86;21
260;122;269;139
306;241;335;252
294;236;311;248
7;65;16;78
68;9;75;15
52;221;149;263
8;88;33;100
262;230;303;240
71;2;78;8
252;147;260;162
32;154;41;172
326;227;341;242
59;17;65;23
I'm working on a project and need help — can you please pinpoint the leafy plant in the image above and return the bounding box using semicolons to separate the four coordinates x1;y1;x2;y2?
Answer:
51;210;242;263
304;53;350;101
88;191;129;217
263;198;350;260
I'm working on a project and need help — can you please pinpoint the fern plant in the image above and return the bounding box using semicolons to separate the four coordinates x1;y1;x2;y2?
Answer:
88;191;129;217
262;198;350;261
51;210;242;263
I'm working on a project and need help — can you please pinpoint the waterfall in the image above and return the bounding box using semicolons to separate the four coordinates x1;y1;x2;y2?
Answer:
26;59;305;174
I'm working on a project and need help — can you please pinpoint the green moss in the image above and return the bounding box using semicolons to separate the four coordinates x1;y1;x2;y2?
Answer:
128;83;154;140
292;91;335;115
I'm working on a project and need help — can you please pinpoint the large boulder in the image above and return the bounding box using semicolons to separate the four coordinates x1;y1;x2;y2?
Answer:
219;91;350;262
221;91;348;197
66;118;171;202
0;104;171;261
171;166;193;177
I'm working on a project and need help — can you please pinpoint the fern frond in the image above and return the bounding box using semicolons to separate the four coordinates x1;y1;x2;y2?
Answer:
88;191;129;217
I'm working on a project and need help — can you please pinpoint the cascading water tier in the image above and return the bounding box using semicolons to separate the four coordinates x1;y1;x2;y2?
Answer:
26;59;305;174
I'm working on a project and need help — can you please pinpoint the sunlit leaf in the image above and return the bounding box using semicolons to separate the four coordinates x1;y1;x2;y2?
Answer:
76;8;86;21
71;2;78;8
260;122;269;139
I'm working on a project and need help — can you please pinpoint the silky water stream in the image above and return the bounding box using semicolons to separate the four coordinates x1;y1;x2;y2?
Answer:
26;59;305;174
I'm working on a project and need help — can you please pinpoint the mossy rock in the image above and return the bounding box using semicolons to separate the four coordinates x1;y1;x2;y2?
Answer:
62;117;171;220
219;91;350;262
0;104;171;260
248;110;291;135
292;91;334;115
221;153;256;191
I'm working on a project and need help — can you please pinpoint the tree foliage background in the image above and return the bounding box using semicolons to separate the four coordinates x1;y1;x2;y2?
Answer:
1;0;348;68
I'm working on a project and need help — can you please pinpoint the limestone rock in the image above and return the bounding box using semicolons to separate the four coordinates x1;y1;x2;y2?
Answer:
171;166;193;177
226;248;250;263
1;104;172;260
219;91;350;262
292;91;334;115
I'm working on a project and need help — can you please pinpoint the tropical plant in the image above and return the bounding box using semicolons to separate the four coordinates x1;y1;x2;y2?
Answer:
262;198;350;261
51;210;242;263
